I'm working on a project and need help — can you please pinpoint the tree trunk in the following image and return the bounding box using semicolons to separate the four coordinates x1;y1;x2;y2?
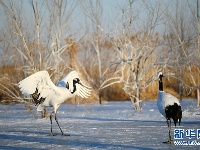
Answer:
99;97;102;105
197;88;200;107
99;90;102;104
131;87;141;110
135;84;141;110
135;87;141;110
178;80;183;101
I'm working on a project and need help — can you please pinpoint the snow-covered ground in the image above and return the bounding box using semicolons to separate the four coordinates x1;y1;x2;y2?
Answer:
0;100;200;150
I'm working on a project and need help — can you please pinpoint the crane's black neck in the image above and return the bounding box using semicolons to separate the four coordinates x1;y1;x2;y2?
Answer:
159;79;163;91
158;73;164;91
71;79;80;94
65;80;79;94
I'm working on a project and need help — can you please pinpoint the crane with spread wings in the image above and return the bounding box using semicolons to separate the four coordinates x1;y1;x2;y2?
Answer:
18;70;91;136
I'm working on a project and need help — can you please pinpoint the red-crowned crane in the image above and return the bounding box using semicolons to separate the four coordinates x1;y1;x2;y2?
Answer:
157;72;182;143
18;70;91;136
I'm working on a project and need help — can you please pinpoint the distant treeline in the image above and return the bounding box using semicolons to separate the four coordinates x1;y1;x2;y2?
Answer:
0;0;199;107
0;64;198;104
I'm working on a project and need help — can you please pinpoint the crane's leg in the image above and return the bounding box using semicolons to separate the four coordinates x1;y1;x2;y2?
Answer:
55;113;70;136
55;113;64;136
163;120;173;144
50;111;54;136
168;120;173;143
168;120;172;142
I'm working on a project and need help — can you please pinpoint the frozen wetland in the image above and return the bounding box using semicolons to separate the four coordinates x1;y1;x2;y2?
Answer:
0;100;200;150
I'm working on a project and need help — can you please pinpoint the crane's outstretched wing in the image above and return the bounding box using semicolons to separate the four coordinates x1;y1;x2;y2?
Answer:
75;83;91;98
57;71;91;98
18;71;58;105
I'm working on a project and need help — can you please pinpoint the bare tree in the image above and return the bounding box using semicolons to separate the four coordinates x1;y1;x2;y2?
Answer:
164;0;199;103
0;0;80;107
81;0;122;104
196;0;200;106
110;0;166;109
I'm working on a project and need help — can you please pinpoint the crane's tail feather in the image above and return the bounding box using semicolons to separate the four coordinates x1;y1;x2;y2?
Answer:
165;103;182;127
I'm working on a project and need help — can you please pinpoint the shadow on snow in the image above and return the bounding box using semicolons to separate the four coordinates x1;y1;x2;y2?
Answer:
0;133;154;150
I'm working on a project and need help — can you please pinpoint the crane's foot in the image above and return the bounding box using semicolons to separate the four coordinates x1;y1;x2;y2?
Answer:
49;132;56;136
49;132;70;136
62;133;70;136
163;140;173;144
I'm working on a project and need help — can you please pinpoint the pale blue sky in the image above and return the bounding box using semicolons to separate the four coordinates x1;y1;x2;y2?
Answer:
0;0;198;61
0;0;196;29
73;0;196;35
0;0;197;40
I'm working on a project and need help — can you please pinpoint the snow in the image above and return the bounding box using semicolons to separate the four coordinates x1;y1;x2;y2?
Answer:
0;100;200;150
